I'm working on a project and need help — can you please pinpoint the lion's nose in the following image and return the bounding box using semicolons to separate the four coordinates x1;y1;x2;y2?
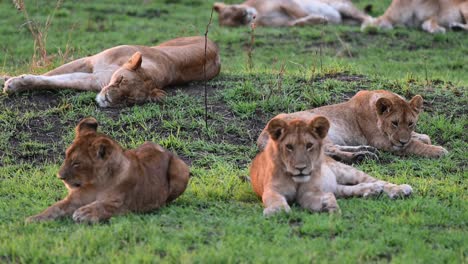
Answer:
295;165;307;172
399;139;409;145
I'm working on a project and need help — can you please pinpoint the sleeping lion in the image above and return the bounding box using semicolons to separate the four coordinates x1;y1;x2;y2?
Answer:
4;36;221;107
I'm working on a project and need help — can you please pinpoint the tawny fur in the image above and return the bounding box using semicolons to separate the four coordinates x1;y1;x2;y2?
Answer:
26;118;190;224
214;0;373;27
4;36;221;107
258;90;448;164
361;0;468;33
251;115;412;216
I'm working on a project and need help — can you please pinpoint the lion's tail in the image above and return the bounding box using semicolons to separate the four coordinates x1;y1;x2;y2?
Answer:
166;153;190;203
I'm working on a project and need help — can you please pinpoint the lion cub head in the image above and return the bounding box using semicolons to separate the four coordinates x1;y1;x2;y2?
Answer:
375;94;423;150
96;52;165;107
58;118;124;189
266;115;330;183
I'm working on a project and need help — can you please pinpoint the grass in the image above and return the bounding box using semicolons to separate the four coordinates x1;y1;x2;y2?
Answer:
0;0;467;263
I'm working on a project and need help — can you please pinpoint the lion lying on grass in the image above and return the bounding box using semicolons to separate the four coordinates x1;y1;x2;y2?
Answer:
251;114;412;216
361;0;468;33
3;36;221;107
26;118;190;224
213;0;373;27
258;90;448;164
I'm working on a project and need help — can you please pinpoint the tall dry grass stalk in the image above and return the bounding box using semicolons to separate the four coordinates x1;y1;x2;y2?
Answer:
203;7;214;134
13;0;63;69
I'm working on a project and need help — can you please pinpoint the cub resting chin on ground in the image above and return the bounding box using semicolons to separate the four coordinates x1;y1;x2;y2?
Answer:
258;90;448;164
3;36;221;107
250;115;412;216
27;118;190;224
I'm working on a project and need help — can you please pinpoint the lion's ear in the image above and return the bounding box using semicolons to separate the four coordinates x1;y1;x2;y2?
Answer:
309;116;329;139
75;118;98;136
409;95;423;113
125;52;142;71
92;137;113;160
375;97;393;115
267;118;287;141
213;2;226;12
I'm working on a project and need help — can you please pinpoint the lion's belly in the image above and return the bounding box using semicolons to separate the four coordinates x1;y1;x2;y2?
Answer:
327;122;368;146
294;0;342;23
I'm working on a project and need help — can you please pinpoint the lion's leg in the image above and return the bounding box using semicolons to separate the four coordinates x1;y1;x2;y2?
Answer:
3;73;103;94
330;159;412;199
335;183;383;198
297;190;339;213
335;3;373;24
166;154;190;203
400;139;448;158
72;198;124;224
325;143;378;164
43;57;92;76
289;15;329;26
262;189;291;217
422;17;446;33
26;195;84;223
412;132;431;145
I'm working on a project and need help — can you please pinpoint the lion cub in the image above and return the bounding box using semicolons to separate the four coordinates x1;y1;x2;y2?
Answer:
250;114;412;216
27;118;190;223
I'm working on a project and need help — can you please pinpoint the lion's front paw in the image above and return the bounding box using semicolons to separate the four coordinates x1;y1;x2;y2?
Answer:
3;74;35;94
352;151;379;163
72;206;100;224
263;204;291;217
361;182;384;198
320;193;340;213
432;146;448;158
385;184;413;199
25;213;53;223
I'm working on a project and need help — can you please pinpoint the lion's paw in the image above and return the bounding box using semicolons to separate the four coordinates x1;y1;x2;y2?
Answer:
25;214;52;223
263;204;291;217
385;184;413;199
352;151;379;163
72;206;100;224
320;193;340;213
3;74;35;94
432;146;448;158
361;182;384;198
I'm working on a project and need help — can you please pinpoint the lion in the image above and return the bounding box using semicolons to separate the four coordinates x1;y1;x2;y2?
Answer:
257;90;448;164
213;0;373;27
250;114;412;216
26;118;190;224
3;36;221;107
361;0;468;33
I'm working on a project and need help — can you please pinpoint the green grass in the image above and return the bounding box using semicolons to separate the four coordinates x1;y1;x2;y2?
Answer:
0;0;467;263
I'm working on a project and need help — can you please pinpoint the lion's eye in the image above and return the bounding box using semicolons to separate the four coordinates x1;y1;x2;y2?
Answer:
286;144;294;151
408;122;414;127
306;143;313;149
72;162;80;168
392;121;398;128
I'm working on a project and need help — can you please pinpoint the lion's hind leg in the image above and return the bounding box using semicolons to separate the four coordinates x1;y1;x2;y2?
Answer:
330;158;412;199
297;190;340;213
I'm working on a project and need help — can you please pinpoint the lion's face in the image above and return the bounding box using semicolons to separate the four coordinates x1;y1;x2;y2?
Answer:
375;95;423;150
96;52;164;107
57;118;121;189
267;116;330;183
213;2;257;27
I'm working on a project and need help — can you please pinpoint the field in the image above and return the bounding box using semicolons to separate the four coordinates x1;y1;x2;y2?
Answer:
0;0;467;263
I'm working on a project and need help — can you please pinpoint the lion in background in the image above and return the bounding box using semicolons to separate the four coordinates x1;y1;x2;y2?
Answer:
258;90;448;164
214;0;373;27
251;114;412;216
4;36;221;107
361;0;468;33
27;118;190;223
